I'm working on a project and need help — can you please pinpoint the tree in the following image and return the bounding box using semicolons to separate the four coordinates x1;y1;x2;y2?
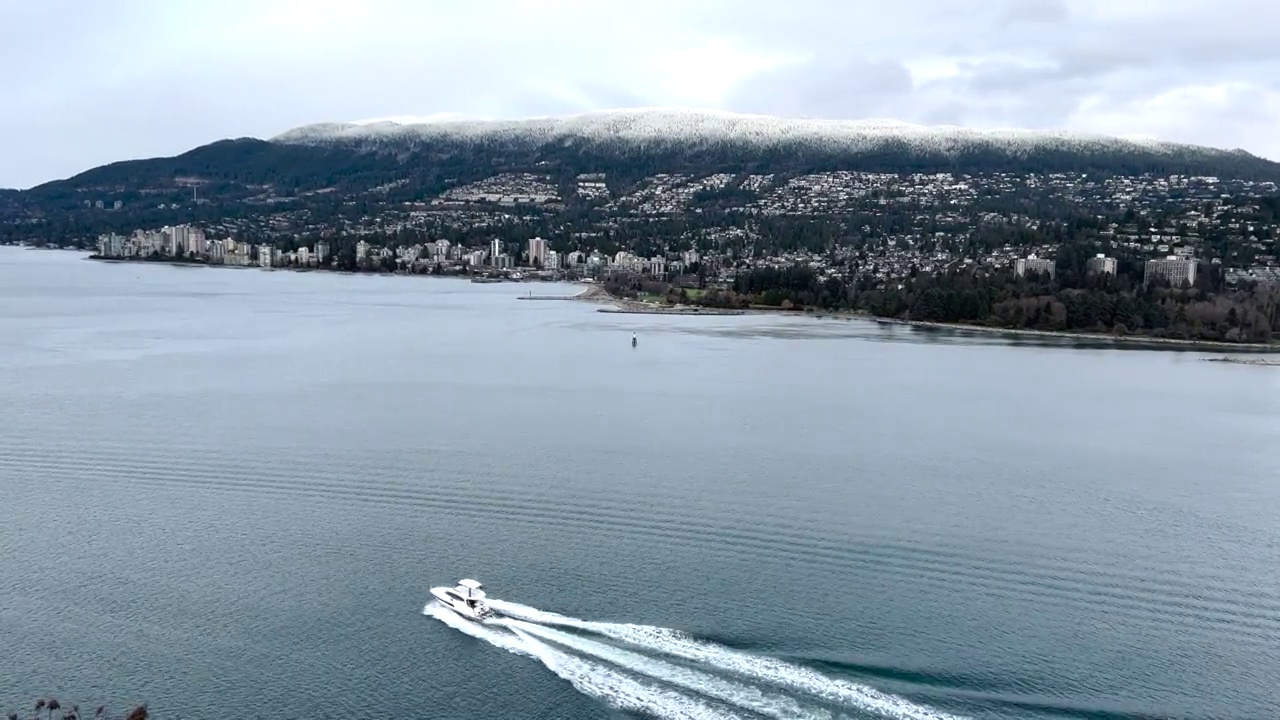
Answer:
335;243;355;271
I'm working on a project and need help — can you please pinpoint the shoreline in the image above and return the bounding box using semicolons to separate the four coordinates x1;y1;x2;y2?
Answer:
573;287;746;315
597;306;746;315
85;254;569;282
581;287;1280;352
1204;357;1280;366
76;255;1280;352
873;317;1280;352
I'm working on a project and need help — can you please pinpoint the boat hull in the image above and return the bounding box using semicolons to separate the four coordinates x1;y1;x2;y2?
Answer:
429;586;490;621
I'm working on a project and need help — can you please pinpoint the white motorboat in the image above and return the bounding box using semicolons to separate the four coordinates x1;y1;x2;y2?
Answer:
429;578;493;621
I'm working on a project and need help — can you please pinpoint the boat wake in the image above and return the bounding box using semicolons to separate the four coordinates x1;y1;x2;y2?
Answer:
424;598;969;720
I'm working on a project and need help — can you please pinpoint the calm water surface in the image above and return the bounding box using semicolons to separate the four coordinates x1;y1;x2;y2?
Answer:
1;247;1278;720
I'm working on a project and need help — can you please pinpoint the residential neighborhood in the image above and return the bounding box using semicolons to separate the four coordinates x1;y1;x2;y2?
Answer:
74;170;1279;294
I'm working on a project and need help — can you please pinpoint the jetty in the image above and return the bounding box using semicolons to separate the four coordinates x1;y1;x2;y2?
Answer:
517;294;582;300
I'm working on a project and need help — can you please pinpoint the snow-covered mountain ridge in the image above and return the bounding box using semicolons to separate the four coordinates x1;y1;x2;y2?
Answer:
272;108;1251;161
17;108;1279;205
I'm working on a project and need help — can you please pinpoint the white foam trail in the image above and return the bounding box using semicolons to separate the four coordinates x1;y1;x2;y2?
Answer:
488;600;968;720
424;602;531;655
497;617;840;720
505;626;743;720
424;603;739;720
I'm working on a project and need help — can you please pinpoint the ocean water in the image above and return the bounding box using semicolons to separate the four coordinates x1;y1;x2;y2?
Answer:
1;246;1278;720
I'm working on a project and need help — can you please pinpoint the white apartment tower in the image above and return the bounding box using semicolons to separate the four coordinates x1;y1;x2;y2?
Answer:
162;227;180;256
1086;254;1117;276
1144;256;1198;287
188;227;207;255
1015;254;1056;279
527;237;548;267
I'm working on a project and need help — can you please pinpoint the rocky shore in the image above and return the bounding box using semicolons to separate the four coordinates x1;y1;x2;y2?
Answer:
597;306;745;315
1204;356;1280;366
571;286;745;315
867;318;1280;352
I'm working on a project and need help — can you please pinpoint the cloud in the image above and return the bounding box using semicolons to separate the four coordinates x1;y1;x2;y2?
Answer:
0;0;1278;188
725;56;913;119
996;0;1070;26
1068;82;1280;152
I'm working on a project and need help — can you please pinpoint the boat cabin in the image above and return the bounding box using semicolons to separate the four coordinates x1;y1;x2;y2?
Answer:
456;578;485;599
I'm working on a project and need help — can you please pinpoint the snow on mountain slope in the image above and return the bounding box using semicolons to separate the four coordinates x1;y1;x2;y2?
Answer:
270;108;1246;161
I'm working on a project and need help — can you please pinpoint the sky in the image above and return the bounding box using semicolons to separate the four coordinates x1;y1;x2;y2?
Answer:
2;0;1279;188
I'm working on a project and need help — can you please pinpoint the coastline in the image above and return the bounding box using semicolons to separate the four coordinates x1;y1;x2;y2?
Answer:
91;255;224;269
597;306;746;315
569;286;744;315
1204;356;1280;366
77;255;1280;352
872;317;1280;352
86;254;555;281
579;286;1280;352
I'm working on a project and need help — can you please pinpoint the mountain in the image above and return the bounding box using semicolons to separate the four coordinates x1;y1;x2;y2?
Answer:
0;188;19;215
274;109;1257;167
13;109;1280;209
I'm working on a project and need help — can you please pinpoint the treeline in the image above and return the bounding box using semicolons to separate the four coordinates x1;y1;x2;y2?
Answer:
705;251;1279;343
887;272;1276;342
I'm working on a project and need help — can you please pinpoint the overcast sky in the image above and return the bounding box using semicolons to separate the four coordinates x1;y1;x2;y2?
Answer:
2;0;1278;188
